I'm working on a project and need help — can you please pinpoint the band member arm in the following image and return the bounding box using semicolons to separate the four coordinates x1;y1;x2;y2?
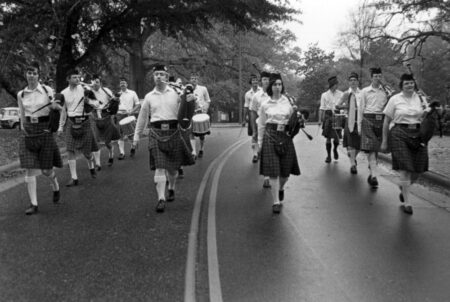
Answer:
16;93;26;131
381;115;392;150
133;100;150;143
58;103;68;131
257;107;267;148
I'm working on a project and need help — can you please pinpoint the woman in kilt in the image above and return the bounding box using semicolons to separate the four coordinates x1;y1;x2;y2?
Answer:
133;64;195;213
381;73;429;215
17;62;63;215
336;72;362;174
257;74;300;213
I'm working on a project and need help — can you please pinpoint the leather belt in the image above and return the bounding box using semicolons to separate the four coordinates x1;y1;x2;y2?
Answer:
395;123;420;129
26;116;49;123
150;120;178;130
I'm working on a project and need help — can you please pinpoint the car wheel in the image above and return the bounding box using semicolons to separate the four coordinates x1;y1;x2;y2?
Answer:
12;123;19;129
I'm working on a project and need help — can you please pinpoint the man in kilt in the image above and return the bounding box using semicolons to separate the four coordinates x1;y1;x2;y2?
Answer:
257;73;300;214
357;67;388;189
18;61;63;215
89;74;121;169
335;72;362;174
250;71;272;188
116;77;140;160
244;73;262;163
133;64;195;213
381;74;429;215
319;76;344;163
58;69;99;186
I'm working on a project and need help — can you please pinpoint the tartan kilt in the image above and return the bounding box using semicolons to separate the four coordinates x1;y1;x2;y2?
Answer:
65;118;99;158
361;115;383;152
260;127;300;178
92;115;120;144
19;121;62;170
388;125;428;173
343;121;361;149
148;127;195;171
322;112;342;140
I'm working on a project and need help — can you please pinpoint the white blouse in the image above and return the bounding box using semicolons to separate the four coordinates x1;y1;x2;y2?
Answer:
257;95;293;146
17;84;54;117
383;92;426;124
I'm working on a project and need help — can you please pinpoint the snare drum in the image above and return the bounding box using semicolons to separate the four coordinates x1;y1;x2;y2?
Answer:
192;113;211;135
119;116;137;137
332;114;346;129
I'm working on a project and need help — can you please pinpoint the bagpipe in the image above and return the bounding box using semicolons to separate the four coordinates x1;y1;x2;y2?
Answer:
29;86;65;132
77;82;120;115
285;93;313;140
164;81;196;129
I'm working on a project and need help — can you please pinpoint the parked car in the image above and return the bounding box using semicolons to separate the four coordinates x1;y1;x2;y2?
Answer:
0;107;20;129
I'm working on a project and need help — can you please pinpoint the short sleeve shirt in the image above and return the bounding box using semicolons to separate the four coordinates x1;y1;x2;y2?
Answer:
320;89;343;111
244;87;262;108
383;92;425;124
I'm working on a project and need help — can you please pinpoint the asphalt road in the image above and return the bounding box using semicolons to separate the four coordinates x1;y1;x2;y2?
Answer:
1;125;449;302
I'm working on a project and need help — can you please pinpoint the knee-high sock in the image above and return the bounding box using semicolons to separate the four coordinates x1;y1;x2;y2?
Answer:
333;140;339;149
279;177;288;191
46;170;59;191
399;171;412;205
252;143;258;156
93;151;101;166
167;170;178;190
190;139;197;154
107;145;114;158
270;177;280;204
68;159;78;180
326;142;332;157
118;140;125;154
25;175;37;206
200;137;205;150
154;169;167;201
368;152;378;177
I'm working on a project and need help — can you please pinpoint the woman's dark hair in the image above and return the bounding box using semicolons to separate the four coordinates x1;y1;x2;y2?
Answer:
26;61;40;73
399;73;416;90
267;78;285;97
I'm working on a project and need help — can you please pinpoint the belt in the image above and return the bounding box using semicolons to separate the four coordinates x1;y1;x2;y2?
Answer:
69;116;88;122
395;123;420;129
363;113;384;118
25;116;49;123
266;123;288;131
150;120;178;130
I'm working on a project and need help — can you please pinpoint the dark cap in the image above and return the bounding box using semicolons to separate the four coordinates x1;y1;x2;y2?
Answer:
348;72;359;80
153;64;168;72
328;76;338;88
370;67;382;76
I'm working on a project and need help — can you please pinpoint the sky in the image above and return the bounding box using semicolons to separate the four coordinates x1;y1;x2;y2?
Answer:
284;0;361;55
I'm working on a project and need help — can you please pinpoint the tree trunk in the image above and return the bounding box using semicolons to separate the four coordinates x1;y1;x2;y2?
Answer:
129;38;146;98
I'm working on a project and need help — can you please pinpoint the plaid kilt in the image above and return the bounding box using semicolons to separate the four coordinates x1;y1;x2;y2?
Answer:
260;126;300;178
343;121;361;149
92;115;120;145
19;121;62;169
65;118;99;158
388;125;428;173
322;111;341;140
148;126;195;171
361;114;384;152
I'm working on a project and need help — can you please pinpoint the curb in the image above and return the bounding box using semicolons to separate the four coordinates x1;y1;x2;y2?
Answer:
0;147;67;174
378;153;450;189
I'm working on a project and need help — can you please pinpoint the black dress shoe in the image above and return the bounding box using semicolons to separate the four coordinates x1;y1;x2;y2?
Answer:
96;165;102;171
167;189;175;202
66;178;79;187
130;148;136;158
325;156;331;163
399;193;404;203
155;199;166;212
252;155;258;163
263;179;271;188
90;168;97;179
401;205;413;215
272;203;282;214
118;153;125;160
333;149;339;160
350;165;357;174
371;177;378;187
278;190;284;201
25;205;38;215
53;190;60;204
108;158;114;166
198;150;204;158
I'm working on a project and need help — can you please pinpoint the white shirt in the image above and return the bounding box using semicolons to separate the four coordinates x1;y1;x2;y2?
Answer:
360;85;387;114
118;89;139;113
61;85;85;117
193;85;210;112
257;95;293;146
17;84;54;117
134;86;179;141
92;87;113;110
244;87;262;108
319;89;343;111
383;92;425;124
250;90;270;113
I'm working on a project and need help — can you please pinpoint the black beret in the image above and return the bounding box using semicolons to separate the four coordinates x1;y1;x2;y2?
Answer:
370;67;382;75
153;64;168;72
348;72;359;80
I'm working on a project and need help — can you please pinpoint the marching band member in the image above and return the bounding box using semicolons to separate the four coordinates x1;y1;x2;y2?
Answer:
58;69;98;187
250;71;272;188
336;72;361;174
381;73;429;215
257;74;300;213
18;61;62;215
116;77;140;159
319;76;343;163
90;74;120;169
190;71;211;158
244;74;262;163
358;68;388;189
133;64;195;213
